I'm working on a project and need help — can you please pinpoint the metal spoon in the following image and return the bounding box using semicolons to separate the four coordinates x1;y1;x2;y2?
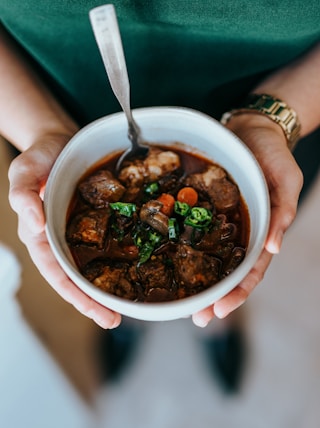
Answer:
89;4;149;171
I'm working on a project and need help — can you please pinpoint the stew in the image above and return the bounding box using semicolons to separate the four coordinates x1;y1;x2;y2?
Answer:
66;145;250;302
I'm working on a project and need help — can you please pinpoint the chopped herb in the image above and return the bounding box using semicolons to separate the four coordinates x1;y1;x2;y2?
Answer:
133;224;162;264
144;182;159;196
111;223;125;241
174;201;191;217
110;202;136;217
184;207;213;229
138;242;155;264
168;218;179;240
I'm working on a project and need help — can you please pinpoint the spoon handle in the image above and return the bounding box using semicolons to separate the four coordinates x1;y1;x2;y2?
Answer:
89;5;135;126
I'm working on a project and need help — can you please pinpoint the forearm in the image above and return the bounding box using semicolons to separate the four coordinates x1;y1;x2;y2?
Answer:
252;41;320;138
0;25;78;152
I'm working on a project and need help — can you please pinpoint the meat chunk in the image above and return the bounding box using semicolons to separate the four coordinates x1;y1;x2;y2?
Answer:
173;244;221;289
195;214;237;252
82;260;137;300
66;209;109;249
79;170;125;208
185;165;240;212
136;255;173;298
139;200;169;235
222;247;246;277
118;148;181;188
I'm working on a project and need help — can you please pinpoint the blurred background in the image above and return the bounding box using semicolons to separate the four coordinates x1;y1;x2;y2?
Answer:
1;134;320;428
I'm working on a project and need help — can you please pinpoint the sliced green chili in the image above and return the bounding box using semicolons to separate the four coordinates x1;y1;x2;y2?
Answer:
184;207;212;229
174;201;191;217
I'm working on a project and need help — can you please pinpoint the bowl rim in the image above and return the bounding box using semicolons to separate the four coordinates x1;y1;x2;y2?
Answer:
44;106;270;321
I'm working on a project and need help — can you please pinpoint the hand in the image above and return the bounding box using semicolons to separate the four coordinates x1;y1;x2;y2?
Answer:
192;114;303;327
8;134;122;329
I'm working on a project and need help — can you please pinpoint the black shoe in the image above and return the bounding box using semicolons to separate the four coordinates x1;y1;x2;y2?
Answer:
202;328;246;394
97;323;142;383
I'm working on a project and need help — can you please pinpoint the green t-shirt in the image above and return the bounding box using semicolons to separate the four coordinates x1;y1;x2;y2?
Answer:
1;1;320;125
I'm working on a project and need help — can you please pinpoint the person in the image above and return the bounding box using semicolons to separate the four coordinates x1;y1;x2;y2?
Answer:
1;1;320;390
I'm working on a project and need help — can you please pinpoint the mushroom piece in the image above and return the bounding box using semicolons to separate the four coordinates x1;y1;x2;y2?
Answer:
139;200;169;235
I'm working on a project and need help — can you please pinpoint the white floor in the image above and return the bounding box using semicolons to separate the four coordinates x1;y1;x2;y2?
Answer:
94;172;320;428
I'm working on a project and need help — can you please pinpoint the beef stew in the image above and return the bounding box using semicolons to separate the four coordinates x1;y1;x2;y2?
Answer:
66;145;250;303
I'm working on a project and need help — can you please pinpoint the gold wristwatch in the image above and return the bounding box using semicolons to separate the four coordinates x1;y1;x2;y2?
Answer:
221;93;301;151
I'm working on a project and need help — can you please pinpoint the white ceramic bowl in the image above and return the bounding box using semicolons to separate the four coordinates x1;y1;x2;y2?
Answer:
44;107;270;321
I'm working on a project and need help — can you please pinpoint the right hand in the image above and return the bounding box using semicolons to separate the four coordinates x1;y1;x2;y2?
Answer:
192;113;304;327
8;133;122;329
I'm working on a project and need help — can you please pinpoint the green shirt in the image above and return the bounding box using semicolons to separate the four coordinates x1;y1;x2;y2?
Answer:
1;1;320;125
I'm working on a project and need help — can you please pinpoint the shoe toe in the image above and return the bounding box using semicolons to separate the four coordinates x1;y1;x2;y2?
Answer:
203;329;246;393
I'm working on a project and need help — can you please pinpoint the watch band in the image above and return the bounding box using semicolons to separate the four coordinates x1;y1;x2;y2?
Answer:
221;93;301;151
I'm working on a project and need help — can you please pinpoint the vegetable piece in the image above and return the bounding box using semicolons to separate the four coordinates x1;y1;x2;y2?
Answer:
144;182;159;196
138;231;162;264
140;200;169;235
157;193;175;216
133;226;162;264
110;202;136;217
174;201;191;217
168;218;179;241
177;187;198;207
123;245;139;258
184;207;212;229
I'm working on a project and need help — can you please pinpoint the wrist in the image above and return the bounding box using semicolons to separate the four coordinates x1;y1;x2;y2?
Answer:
221;93;301;151
222;112;290;157
18;121;79;153
35;128;79;150
224;112;287;141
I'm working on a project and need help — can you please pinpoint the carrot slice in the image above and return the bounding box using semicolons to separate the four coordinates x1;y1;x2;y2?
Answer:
157;193;175;216
177;187;198;207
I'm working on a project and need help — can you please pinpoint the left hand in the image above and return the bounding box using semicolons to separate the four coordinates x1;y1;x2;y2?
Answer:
192;113;303;327
8;134;122;329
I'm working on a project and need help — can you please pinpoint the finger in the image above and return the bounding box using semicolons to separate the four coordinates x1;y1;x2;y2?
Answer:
192;305;215;328
213;249;273;318
262;149;303;254
265;170;303;254
8;158;45;233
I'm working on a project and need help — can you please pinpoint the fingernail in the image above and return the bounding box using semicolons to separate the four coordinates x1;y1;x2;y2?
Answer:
109;318;121;329
214;307;227;319
193;316;209;328
266;231;283;254
97;314;121;330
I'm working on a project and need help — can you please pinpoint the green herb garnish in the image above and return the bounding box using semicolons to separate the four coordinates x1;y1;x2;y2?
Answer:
144;182;159;196
110;202;136;217
168;218;179;241
133;225;162;264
